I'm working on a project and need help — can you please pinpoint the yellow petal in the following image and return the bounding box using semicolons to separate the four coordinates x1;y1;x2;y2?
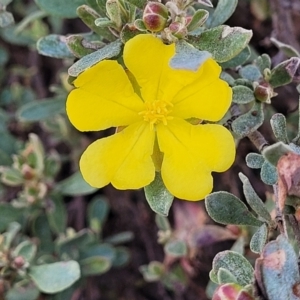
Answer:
124;34;212;103
171;59;232;121
156;118;235;200
66;60;144;131
80;121;155;189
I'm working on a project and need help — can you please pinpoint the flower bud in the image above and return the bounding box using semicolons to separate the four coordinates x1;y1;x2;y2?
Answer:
143;2;168;32
254;81;276;103
212;283;255;300
168;21;188;39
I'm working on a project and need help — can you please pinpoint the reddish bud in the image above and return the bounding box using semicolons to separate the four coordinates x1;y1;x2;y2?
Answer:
143;2;168;32
212;283;254;300
254;81;276;103
168;21;188;38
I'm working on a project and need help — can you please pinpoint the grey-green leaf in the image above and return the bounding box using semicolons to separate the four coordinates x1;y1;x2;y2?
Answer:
205;191;263;227
34;0;85;18
68;40;122;77
211;250;254;286
262;142;292;166
37;35;74;58
217;267;238;284
270;37;300;58
246;153;264;169
232;85;255;104
17;97;66;122
80;256;111;276
164;240;187;258
55;171;98;196
261;161;278;185
239;64;262;81
207;0;238;28
250;223;268;254
170;40;211;71
0;11;14;28
270;113;289;143
239;173;272;223
220;46;251;69
29;261;80;294
144;172;174;216
231;102;264;138
188;25;252;62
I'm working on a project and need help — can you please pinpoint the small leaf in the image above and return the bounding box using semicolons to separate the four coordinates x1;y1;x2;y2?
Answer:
232;85;255;104
260;161;278;185
211;251;254;286
65;35;95;58
262;142;292;166
29;261;80;294
55;171;98;196
46;195;67;234
220;46;251;69
231;102;264;138
0;204;22;232
87;196;109;233
187;9;209;32
255;235;300;300
34;0;85;18
155;214;171;231
207;0;238;28
125;0;147;9
246;153;264;169
5;283;40;300
270;37;300;58
170;40;211;71
250;223;268;254
239;173;272;223
80;243;115;261
80;256;111;276
205;191;263;227
37;35;74;59
164;240;187;257
0;11;14;28
140;261;164;281
239;65;262;81
144;172;174;216
68;40;122;77
17;97;66;122
188;25;252;62
13;240;37;262
112;247;130;267
217;267;238;284
256;54;271;74
104;231;134;245
270;113;289;143
120;24;141;43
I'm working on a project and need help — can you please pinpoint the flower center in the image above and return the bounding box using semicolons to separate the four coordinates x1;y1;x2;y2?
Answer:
139;100;173;129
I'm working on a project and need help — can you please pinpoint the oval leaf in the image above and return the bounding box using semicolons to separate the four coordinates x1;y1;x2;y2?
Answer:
205;191;263;227
80;256;111;276
250;223;268;254
144;172;174;216
164;240;187;258
29;261;80;294
232;85;255;104
55;171;98;196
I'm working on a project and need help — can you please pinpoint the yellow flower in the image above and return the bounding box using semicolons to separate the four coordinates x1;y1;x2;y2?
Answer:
66;34;235;201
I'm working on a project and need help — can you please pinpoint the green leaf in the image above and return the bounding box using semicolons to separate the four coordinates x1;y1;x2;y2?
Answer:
256;235;300;300
155;214;171;231
0;11;14;28
29;261;80;294
46;195;67;235
55;171;98;196
112;247;130;267
5;283;40;300
125;0;147;9
211;250;254;286
0;0;13;5
231;102;264;138
0;204;22;232
37;35;74;58
270;113;289;143
17;97;66;122
0;46;8;66
13;240;37;262
246;153;264;169
239;173;272;224
104;231;134;245
187;9;209;32
262;142;292;166
80;243;115;261
232;85;255;104
256;54;271;74
170;40;211;71
270;37;300;58
250;223;268;254
260;161;278;185
87;196;109;233
144;172;174;216
207;0;238;28
205;192;263;227
239;65;262;81
34;0;85;18
164;240;187;257
68;40;122;77
188;25;252;62
120;24;141;44
3;222;21;250
220;46;251;69
140;261;165;281
217;267;238;284
80;256;111;276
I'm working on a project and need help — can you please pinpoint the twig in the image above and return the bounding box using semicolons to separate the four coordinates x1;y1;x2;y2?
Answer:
247;130;269;152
